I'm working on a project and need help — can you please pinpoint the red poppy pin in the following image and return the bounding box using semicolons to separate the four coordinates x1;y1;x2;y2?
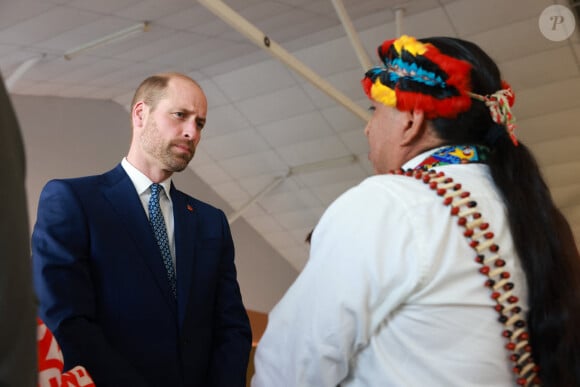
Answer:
187;204;194;212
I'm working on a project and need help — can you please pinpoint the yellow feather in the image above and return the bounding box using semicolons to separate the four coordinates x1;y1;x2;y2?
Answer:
393;35;427;56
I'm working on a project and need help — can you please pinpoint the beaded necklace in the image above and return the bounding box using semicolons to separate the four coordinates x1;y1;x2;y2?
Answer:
392;145;540;387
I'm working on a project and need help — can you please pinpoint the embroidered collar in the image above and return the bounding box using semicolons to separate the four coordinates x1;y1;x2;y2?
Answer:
412;145;490;171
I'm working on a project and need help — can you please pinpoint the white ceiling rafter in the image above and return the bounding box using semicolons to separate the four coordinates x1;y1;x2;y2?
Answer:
5;54;45;91
197;0;372;124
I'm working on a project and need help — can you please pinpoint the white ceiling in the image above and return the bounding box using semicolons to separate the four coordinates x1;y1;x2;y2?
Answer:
2;0;579;270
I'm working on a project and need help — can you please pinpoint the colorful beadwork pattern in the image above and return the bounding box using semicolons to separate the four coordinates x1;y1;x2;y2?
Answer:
414;145;490;171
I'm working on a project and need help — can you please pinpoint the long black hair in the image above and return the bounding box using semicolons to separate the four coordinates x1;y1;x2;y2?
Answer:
421;37;580;386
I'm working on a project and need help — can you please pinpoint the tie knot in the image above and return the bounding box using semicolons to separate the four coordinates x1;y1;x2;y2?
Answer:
150;183;162;199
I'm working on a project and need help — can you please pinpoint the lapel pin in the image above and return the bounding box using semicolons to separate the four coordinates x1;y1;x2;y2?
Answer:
187;204;194;212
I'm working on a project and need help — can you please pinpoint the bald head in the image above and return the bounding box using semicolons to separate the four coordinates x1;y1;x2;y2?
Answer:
131;72;202;112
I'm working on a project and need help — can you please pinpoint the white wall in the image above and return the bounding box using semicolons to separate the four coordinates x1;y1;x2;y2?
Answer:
11;94;297;313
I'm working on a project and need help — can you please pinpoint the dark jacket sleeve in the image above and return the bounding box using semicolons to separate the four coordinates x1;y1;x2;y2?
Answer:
207;211;252;387
0;74;37;387
32;180;149;387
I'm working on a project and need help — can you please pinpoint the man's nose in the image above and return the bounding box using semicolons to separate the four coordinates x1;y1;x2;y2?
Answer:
183;121;199;140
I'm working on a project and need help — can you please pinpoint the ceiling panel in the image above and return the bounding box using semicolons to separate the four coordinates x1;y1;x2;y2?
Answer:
219;150;287;179
64;0;142;13
519;108;580;144
213;180;252;204
501;46;579;90
0;1;55;30
247;214;286;235
212;59;297;102
445;0;551;36
238;174;286;197
113;31;205;62
235;85;315;126
551;183;580;209
114;0;197;21
256;111;335;148
515;78;580;120
0;7;102;46
199;104;251;138
469;17;568;63
203;129;271;160
295;162;367;188
340;129;371;155
155;5;215;30
321;103;366;133
530;137;580;168
192;163;232;186
277;136;351;167
311;178;364;205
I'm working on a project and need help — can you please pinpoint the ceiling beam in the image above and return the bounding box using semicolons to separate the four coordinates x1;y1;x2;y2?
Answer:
228;174;288;225
197;0;371;123
64;22;149;60
395;8;405;37
5;55;44;91
228;155;358;225
331;0;373;71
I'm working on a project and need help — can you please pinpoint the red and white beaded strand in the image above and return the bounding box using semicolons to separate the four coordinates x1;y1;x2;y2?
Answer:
391;168;541;387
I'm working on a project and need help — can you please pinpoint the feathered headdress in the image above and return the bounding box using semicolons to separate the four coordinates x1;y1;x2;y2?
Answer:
362;35;472;119
362;35;518;145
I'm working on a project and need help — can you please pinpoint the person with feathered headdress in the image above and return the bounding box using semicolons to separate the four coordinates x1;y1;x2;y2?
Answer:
252;35;580;387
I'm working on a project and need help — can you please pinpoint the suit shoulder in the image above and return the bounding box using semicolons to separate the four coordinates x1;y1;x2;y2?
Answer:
42;166;119;194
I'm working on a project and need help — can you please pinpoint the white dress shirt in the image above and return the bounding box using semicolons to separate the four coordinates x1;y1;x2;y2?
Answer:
121;158;176;270
252;149;529;387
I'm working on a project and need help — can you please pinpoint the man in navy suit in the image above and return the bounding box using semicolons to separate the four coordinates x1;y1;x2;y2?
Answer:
32;72;252;386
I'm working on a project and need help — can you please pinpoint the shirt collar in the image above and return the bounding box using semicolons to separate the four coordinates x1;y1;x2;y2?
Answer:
121;158;172;198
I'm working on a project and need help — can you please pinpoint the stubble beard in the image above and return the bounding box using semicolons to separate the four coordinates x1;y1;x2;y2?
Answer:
142;119;195;173
163;146;194;172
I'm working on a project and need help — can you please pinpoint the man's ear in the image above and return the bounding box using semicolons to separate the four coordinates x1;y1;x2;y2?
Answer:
132;101;147;128
400;109;426;146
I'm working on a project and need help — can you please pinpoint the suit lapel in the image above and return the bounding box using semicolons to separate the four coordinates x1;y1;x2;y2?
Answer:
102;165;177;315
171;184;197;328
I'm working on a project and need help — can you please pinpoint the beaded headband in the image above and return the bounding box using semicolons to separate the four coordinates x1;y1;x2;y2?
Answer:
362;35;518;146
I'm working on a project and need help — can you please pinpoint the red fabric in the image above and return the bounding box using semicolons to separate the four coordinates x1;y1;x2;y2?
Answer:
37;318;95;387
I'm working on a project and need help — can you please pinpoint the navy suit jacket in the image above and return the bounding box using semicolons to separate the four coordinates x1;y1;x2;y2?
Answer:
32;164;252;387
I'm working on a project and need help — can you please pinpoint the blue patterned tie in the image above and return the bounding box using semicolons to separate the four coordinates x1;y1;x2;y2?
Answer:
148;183;177;299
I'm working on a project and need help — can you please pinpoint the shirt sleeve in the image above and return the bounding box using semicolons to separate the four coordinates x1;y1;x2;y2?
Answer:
252;178;425;387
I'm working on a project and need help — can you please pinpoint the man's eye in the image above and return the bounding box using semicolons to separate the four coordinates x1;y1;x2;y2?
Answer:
196;118;206;130
173;112;185;119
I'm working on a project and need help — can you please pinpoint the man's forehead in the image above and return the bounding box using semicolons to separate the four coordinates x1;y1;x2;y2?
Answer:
168;76;202;92
161;80;206;110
